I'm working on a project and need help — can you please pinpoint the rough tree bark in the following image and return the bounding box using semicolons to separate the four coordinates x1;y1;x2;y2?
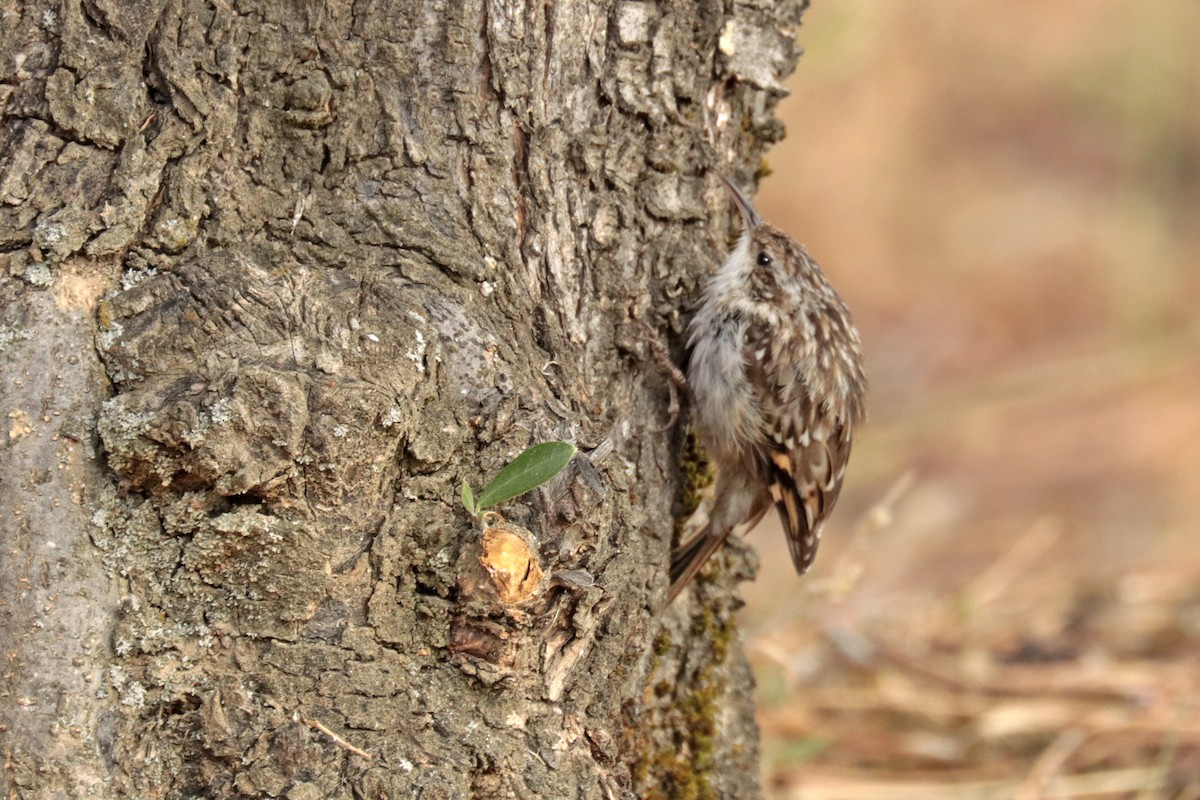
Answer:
0;1;808;797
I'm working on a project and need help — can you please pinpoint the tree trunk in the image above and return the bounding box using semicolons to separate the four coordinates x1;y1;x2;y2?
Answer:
0;1;807;797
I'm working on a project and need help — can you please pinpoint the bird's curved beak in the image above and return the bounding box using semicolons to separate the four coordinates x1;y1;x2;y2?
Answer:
720;175;762;229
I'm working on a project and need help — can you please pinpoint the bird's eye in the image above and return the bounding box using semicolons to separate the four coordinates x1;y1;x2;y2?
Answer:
756;252;772;267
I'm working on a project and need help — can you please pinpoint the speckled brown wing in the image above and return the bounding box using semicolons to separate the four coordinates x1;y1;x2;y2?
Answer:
764;422;854;573
743;322;857;575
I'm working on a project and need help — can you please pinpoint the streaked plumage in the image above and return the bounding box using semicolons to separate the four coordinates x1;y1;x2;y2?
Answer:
666;177;866;605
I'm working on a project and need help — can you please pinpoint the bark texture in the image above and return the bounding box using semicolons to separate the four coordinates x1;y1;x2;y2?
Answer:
0;1;807;797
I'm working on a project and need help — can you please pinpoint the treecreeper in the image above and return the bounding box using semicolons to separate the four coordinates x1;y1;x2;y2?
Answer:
667;176;868;606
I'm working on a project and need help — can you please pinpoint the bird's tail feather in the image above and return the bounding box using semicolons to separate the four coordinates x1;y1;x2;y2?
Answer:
665;524;730;607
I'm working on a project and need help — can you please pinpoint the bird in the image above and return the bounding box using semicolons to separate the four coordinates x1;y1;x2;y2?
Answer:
666;175;867;605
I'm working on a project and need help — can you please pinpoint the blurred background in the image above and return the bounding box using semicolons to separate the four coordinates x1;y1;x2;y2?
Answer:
743;1;1200;797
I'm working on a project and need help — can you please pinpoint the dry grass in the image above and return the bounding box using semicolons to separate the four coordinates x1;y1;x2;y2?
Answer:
743;2;1200;797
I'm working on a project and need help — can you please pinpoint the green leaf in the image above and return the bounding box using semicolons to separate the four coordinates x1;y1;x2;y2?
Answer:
460;479;476;515
476;441;576;510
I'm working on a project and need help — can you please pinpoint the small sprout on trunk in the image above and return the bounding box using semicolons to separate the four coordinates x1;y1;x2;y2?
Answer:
460;440;576;516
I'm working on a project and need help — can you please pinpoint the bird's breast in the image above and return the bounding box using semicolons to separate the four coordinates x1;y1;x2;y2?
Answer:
688;314;760;458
